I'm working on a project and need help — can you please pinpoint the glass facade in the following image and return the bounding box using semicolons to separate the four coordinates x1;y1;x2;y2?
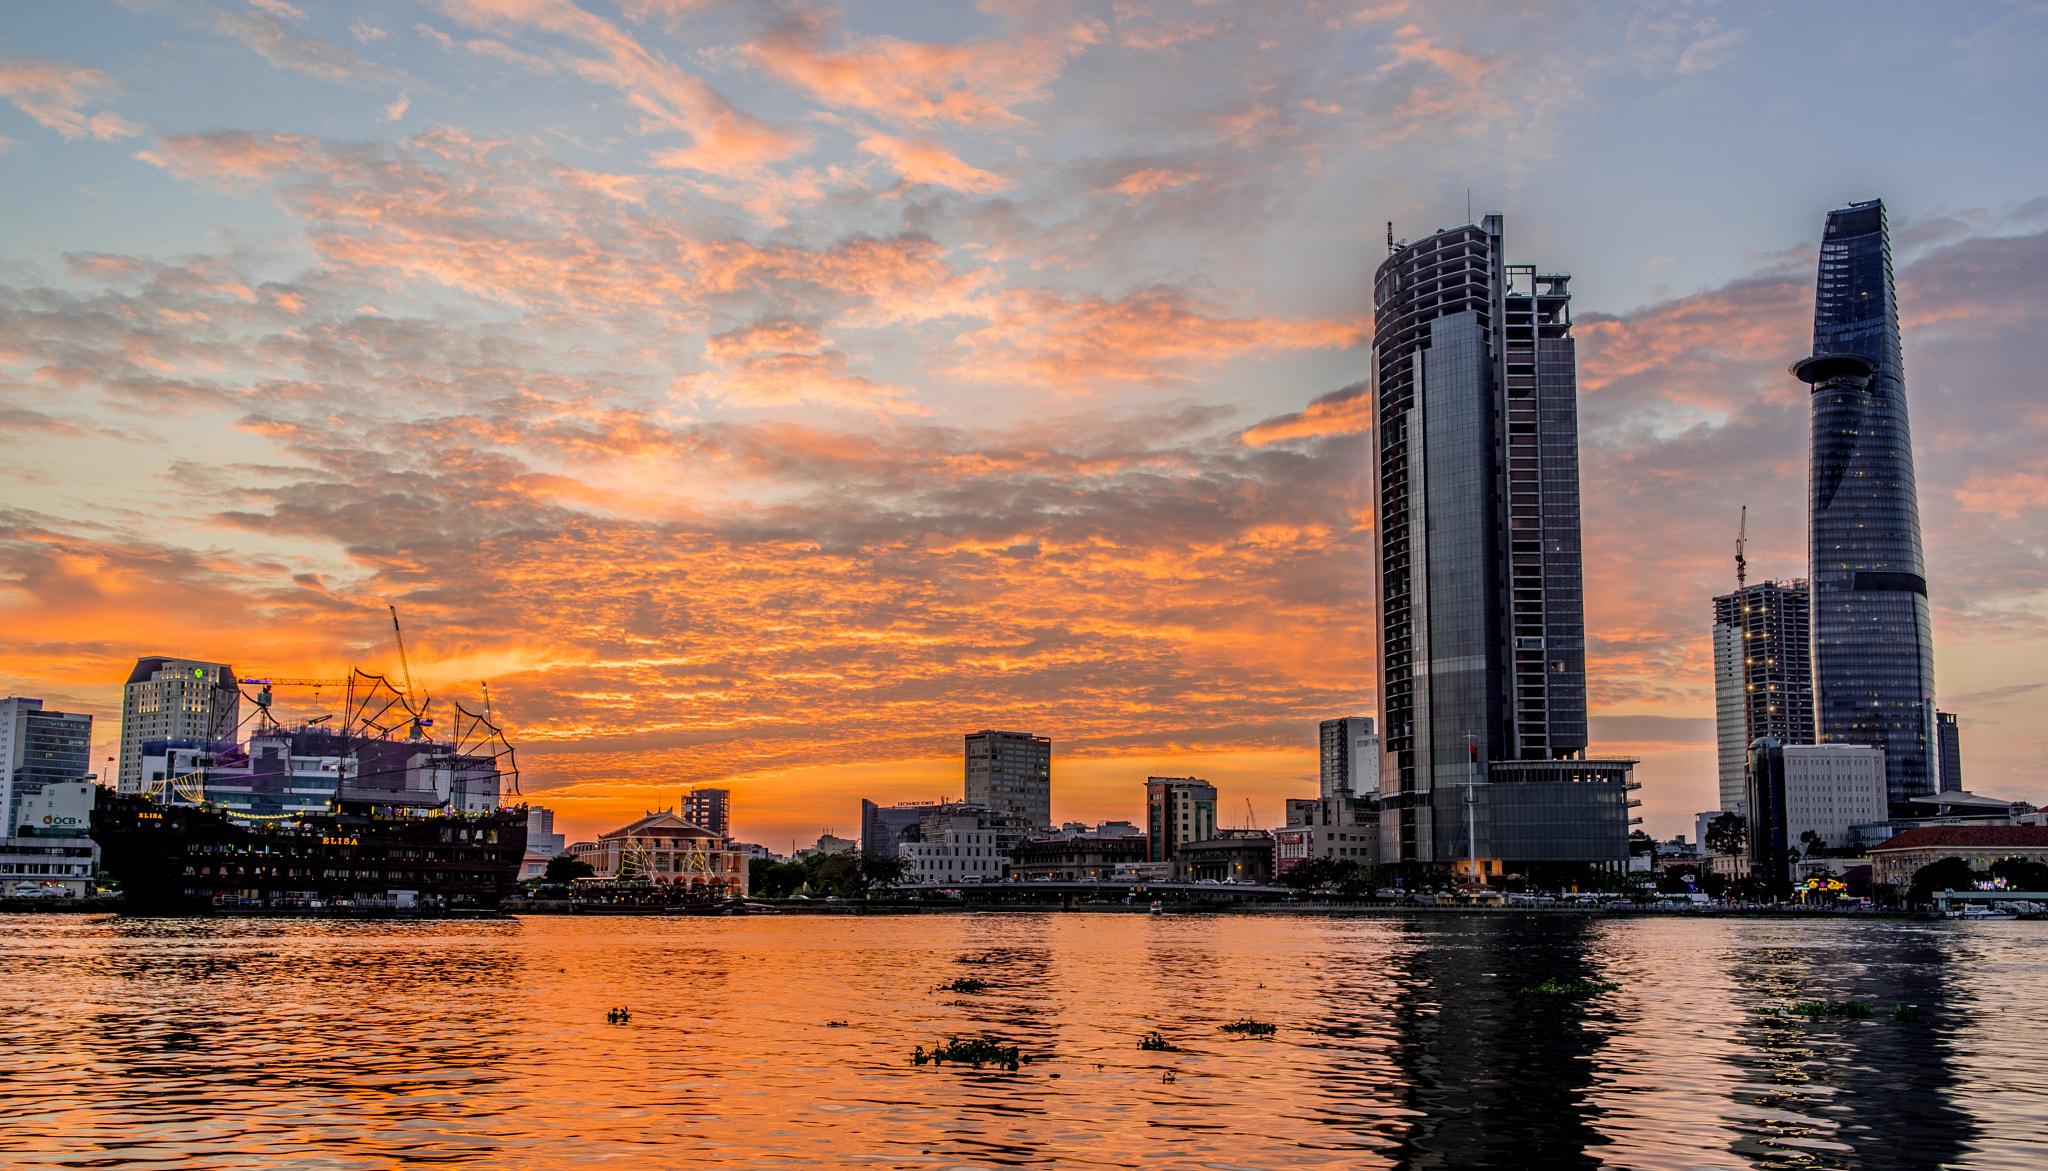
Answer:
1371;216;1626;866
1801;200;1935;807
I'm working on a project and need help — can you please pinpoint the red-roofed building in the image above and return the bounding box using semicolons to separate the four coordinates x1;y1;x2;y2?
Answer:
1866;826;2048;887
569;811;748;896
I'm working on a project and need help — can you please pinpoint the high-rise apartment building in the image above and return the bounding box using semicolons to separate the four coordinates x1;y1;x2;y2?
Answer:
1144;777;1217;863
1936;711;1962;792
1711;581;1815;812
1369;215;1632;870
683;787;730;836
2;698;94;837
1798;199;1937;808
1318;716;1379;798
117;657;239;793
963;730;1051;829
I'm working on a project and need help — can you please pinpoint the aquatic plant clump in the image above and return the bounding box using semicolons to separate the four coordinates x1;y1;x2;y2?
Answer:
1790;1000;1874;1019
1137;1031;1179;1051
1521;977;1621;998
1892;1004;1921;1021
913;1038;1022;1071
937;977;989;994
1220;1019;1277;1036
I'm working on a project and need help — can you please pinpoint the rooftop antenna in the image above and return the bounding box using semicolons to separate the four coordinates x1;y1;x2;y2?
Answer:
1735;506;1748;591
1466;188;1472;224
1387;221;1395;255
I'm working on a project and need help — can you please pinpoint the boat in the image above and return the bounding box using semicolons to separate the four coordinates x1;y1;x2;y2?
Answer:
1952;905;2017;920
1149;900;1164;915
93;669;527;915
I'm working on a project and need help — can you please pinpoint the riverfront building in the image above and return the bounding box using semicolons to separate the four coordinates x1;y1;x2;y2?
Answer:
1798;200;1938;808
905;804;1034;883
1145;777;1218;863
117;658;240;793
859;798;934;856
1282;795;1380;867
1712;581;1814;812
568;811;748;895
1368;215;1633;872
1319;717;1379;798
1010;832;1149;882
2;697;93;838
964;730;1052;829
1867;826;2048;889
1937;711;1963;792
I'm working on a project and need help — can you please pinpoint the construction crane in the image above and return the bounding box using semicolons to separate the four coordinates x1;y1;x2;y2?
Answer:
389;605;420;707
1243;797;1259;831
1734;505;1748;591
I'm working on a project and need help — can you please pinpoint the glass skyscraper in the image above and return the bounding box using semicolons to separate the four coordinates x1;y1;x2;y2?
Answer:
1795;199;1936;807
1371;215;1631;870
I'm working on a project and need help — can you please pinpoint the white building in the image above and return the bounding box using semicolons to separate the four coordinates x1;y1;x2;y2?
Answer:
520;806;566;879
1781;744;1886;849
118;658;240;792
906;805;1034;883
1320;717;1380;798
0;781;98;897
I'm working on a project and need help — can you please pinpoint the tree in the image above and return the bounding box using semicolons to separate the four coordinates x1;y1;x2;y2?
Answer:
751;858;808;898
1706;813;1747;858
1989;858;2048;891
856;850;908;890
1629;830;1657;860
1279;857;1361;893
1798;830;1826;859
544;852;594;883
1908;856;1980;906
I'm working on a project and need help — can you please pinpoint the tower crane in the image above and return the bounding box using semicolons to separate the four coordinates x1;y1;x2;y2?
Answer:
1735;505;1748;592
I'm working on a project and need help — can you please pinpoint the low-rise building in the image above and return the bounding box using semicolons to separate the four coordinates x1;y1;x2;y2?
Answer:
569;811;748;896
797;832;857;859
1172;829;1274;885
1867;826;2048;888
1114;861;1172;882
1011;833;1149;881
904;804;1033;883
1282;795;1379;870
0;779;98;896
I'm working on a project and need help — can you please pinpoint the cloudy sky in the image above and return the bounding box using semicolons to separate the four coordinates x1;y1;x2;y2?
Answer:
4;0;2046;848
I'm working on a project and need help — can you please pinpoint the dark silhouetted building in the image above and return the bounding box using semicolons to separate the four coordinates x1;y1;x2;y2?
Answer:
1936;711;1962;793
1798;199;1937;808
859;798;931;856
1369;214;1632;872
683;787;730;835
964;730;1051;829
1713;580;1814;811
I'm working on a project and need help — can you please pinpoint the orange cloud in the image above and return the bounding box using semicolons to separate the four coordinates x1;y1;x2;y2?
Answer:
856;133;1011;193
744;9;1098;129
1242;384;1372;446
0;56;143;141
950;287;1359;391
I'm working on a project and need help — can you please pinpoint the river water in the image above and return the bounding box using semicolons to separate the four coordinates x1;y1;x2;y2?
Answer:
1;912;2040;1169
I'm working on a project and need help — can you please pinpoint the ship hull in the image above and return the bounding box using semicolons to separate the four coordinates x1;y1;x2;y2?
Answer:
94;792;527;914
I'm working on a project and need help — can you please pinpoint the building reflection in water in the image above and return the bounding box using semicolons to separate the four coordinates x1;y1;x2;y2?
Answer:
1721;924;1972;1169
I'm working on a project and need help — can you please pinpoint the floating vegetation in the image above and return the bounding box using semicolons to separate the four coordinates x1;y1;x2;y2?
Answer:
955;953;995;965
1790;1000;1874;1020
1520;977;1621;998
936;977;989;994
605;1007;632;1024
1160;1070;1177;1084
912;1038;1022;1071
1892;1004;1921;1021
1137;1031;1179;1052
1220;1018;1277;1036
824;1020;848;1028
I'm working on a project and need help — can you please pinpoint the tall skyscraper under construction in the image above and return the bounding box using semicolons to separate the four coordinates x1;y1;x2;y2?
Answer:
1711;580;1814;812
1795;199;1937;807
1370;214;1632;872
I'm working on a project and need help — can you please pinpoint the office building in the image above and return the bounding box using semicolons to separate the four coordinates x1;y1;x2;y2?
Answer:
964;730;1052;829
1779;744;1886;850
1712;581;1815;811
1369;215;1633;870
1936;711;1962;792
1144;777;1217;862
118;658;240;793
2;698;94;838
1284;794;1380;867
1318;717;1379;797
1010;832;1149;882
683;787;730;835
520;806;567;880
860;798;934;856
1798;199;1937;808
904;804;1034;883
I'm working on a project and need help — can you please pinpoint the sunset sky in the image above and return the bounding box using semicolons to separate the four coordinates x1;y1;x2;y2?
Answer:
4;1;2047;850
